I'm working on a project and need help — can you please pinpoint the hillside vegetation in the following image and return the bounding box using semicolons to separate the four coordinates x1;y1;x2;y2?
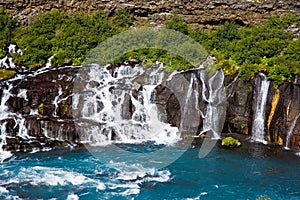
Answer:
0;8;299;87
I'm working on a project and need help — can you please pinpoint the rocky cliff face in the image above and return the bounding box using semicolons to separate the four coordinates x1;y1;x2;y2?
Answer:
0;65;299;152
1;0;300;26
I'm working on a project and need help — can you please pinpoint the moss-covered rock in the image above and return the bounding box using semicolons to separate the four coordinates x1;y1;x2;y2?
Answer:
0;69;16;81
221;137;241;148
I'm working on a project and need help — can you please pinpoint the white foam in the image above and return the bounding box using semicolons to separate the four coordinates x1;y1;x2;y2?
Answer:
119;188;140;196
96;182;106;191
3;195;23;200
67;194;79;200
250;138;268;145
107;161;171;196
0;186;9;194
186;192;208;200
0;151;13;163
29;148;40;154
144;170;171;183
12;166;105;190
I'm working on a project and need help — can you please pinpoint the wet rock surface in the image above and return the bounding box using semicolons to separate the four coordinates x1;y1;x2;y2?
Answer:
0;65;299;151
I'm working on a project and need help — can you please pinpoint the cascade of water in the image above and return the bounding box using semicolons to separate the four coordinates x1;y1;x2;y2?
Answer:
0;81;34;159
53;86;63;117
199;69;226;139
285;114;300;149
74;64;180;145
179;72;203;136
0;85;13;162
0;44;22;70
251;73;270;144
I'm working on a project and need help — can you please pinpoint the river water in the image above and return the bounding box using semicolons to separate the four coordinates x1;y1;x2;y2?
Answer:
1;142;300;200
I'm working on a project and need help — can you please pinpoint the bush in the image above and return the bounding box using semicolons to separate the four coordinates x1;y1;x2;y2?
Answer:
112;9;133;29
199;13;300;87
13;9;119;68
165;13;188;34
0;9;16;55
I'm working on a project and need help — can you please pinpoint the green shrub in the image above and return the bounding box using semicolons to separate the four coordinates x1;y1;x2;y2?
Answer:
0;49;5;58
198;13;300;87
267;64;292;87
112;9;133;29
14;9;119;68
188;27;210;50
0;9;16;53
165;13;188;34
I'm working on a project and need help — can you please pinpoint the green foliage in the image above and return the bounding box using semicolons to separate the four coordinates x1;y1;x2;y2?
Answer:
193;14;300;87
0;9;16;55
210;21;240;51
112;9;133;29
221;137;241;147
0;8;298;87
0;69;16;81
112;48;193;71
165;13;188;34
0;49;5;58
14;9;120;68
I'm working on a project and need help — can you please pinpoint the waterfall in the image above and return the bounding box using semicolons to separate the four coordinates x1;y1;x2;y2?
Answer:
251;73;270;144
285;114;300;149
53;86;63;117
0;44;22;70
74;64;180;145
179;73;199;133
0;85;13;162
198;69;227;139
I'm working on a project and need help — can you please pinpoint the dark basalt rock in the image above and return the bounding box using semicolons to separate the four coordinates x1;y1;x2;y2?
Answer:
0;66;299;151
225;79;253;135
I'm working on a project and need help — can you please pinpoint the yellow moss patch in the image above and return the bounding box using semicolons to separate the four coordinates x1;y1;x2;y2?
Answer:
277;136;283;146
267;89;280;141
0;69;16;81
221;137;241;147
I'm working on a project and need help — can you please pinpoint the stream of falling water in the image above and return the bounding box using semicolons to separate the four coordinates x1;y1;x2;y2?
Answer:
199;68;226;139
251;73;270;144
73;64;180;145
0;85;13;162
0;48;56;161
285;114;300;149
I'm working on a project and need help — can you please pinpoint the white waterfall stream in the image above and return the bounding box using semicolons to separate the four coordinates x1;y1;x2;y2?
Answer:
0;85;14;162
0;50;57;160
74;64;180;145
251;73;270;144
199;69;226;139
285;114;300;149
